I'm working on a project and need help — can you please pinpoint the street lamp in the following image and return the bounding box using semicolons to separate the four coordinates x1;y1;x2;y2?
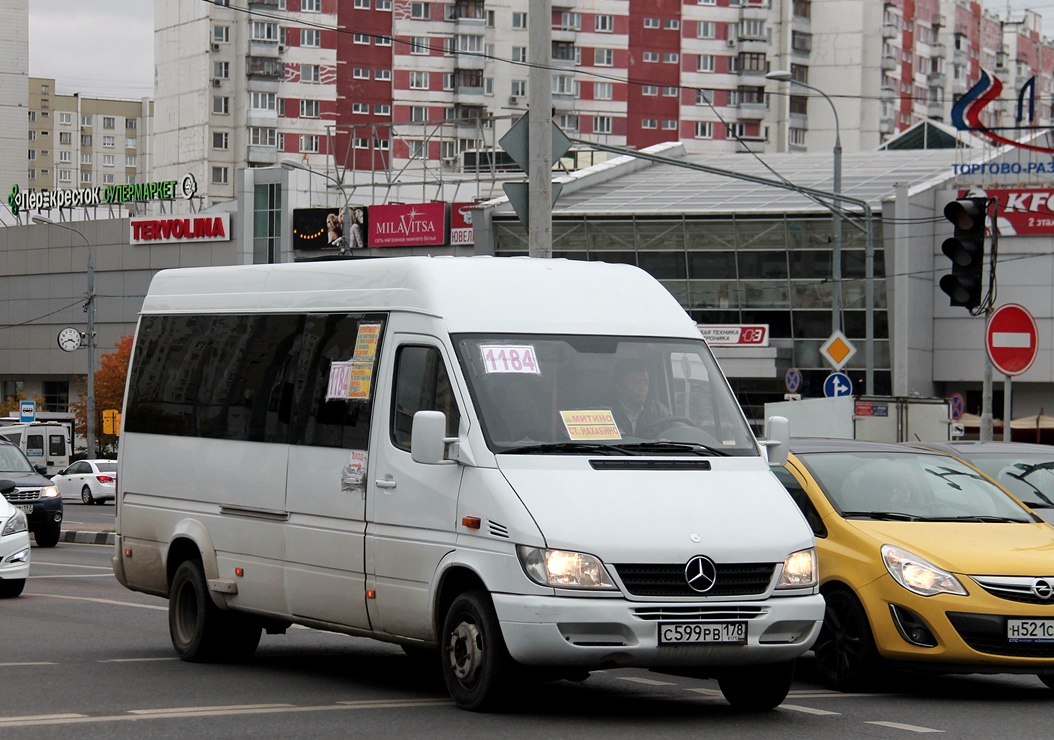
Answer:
281;160;357;252
33;216;96;457
766;70;843;336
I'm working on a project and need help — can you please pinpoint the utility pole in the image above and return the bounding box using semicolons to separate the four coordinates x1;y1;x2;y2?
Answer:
527;1;553;258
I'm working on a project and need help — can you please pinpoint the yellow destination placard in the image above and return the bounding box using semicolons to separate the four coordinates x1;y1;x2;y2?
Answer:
354;323;382;360
347;361;374;400
560;409;622;441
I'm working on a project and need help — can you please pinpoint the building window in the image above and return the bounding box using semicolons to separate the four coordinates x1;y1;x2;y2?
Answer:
511;46;526;63
595;15;613;32
213;96;230;115
250;91;277;110
81;115;92;126
353;67;370;79
664;19;680;30
410;71;429;89
59;131;71;144
643;51;659;63
410;105;428;122
126;137;137;149
408;140;425;158
59;112;72;125
697;89;714;105
301;29;321;47
553;75;574;95
213;25;229;43
81;172;92;184
410;2;429;20
302;64;320;83
81;153;92;165
663;52;679;63
213;131;229;149
251;21;279;42
213;61;229;79
739;52;766;72
102;116;115;129
377;0;391;8
594;48;613;66
353;137;370;149
593;115;612;134
81;134;92;146
353;102;369;114
28;130;36;141
726;122;745;138
28;149;36;161
59;169;71;182
642;84;658;96
126;155;137;167
560;12;581;30
59;151;71;163
594;81;612;99
789;127;806;146
377;35;392;46
644;18;659;29
375;104;391;115
251;127;277;146
27;168;36;179
662;119;677;130
42;381;69;413
354;33;370;44
511;79;526;96
642;118;657;129
212;166;229;184
354;0;369;7
663;86;678;97
698;55;715;72
300;100;320;118
40;84;50;95
302;0;321;11
695;121;713;138
411;36;429;54
557;114;579;132
300;134;319;153
375;69;391;80
697;21;715;38
126;119;137;130
103;154;115;167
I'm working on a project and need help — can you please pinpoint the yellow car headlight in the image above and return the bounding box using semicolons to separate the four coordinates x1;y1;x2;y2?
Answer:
882;545;967;597
776;547;818;589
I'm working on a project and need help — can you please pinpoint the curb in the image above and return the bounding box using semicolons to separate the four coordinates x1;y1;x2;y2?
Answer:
60;530;116;545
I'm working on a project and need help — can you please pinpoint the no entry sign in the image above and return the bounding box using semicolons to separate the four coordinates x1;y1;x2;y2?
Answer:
986;303;1038;377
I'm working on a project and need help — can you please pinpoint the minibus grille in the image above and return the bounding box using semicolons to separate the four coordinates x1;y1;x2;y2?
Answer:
613;563;775;597
632;605;766;621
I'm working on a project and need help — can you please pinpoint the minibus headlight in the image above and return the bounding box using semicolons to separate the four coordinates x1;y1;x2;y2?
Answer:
40;485;60;498
2;509;28;536
776;548;817;589
516;545;617;589
882;545;967;597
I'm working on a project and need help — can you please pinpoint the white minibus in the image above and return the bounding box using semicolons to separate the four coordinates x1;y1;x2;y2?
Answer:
0;422;72;476
114;256;823;711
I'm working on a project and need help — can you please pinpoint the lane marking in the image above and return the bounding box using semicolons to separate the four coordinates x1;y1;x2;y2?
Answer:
788;691;893;699
101;657;181;663
781;704;840;716
0;662;58;667
30;574;118;579
0;698;452;729
128;703;294;715
685;688;724;697
26;593;168;611
616;676;677;686
866;721;944;733
28;562;113;571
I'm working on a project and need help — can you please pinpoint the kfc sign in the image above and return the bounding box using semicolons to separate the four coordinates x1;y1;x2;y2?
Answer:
368;203;447;247
130;213;230;245
959;188;1054;236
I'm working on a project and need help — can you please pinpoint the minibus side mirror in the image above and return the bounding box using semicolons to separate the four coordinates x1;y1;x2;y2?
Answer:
411;410;458;465
761;415;790;467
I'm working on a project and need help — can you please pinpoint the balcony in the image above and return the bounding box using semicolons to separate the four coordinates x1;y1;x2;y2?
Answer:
246;109;278;128
455;51;486;70
736;102;768;120
925;100;944;119
246;56;284;79
735;135;767;153
738;37;768;53
249;40;281;58
879;117;895;134
881;56;897;71
952;77;968;95
740;3;769;22
552;28;577;43
927;71;946;87
930;43;945;56
247;145;278;165
552;41;577;68
454;86;485;103
453;1;486;27
882;24;898;39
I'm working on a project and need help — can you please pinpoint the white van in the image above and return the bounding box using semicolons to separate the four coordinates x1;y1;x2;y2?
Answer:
0;422;72;476
114;257;823;711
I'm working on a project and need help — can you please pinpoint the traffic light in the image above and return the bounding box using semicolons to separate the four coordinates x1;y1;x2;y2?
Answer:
939;197;987;310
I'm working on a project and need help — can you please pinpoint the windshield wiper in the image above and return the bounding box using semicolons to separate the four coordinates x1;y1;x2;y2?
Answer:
922;515;1031;523
840;510;922;522
501;442;632;456
617;441;731;457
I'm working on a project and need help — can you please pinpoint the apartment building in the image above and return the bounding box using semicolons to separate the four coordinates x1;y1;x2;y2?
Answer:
26;78;152;196
0;0;28;204
147;0;1054;206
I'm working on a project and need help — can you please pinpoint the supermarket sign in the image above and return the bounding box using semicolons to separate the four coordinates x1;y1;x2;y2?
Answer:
698;324;769;347
8;173;197;216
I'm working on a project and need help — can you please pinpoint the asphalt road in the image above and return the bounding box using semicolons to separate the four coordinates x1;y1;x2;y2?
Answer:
3;541;1053;739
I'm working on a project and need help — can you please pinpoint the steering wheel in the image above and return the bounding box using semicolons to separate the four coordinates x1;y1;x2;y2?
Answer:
638;416;699;436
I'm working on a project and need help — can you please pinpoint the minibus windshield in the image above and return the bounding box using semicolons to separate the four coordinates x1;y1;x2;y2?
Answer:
453;334;757;455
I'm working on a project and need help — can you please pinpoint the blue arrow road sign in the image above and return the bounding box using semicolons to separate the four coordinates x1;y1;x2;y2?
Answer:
823;372;853;398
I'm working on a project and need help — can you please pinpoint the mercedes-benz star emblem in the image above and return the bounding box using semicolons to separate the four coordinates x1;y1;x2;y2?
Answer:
1031;578;1054;600
684;555;718;594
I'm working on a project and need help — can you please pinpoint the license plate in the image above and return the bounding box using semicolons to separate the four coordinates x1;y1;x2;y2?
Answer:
1007;619;1054;642
658;622;746;645
18;504;34;514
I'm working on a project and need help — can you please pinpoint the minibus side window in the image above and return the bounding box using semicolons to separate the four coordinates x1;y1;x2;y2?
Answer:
49;434;66;456
391;345;461;452
26;433;44;458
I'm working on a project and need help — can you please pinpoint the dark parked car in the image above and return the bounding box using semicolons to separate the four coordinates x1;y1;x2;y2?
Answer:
908;441;1054;524
0;438;63;547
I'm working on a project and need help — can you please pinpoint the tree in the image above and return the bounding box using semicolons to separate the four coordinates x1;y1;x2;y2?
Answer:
70;335;133;456
0;392;45;419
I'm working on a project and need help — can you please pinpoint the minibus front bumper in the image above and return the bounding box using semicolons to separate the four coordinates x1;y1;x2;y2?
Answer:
492;592;825;669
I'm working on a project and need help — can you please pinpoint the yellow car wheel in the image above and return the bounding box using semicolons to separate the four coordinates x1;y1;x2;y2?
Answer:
814;588;879;691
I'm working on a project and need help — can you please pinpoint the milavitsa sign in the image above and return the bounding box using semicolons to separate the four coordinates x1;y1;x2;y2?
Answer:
7;173;197;216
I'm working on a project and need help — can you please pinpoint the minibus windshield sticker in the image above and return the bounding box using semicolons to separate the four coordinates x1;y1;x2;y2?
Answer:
479;344;541;374
342;450;367;496
560;410;623;441
347;362;374;400
354;323;383;361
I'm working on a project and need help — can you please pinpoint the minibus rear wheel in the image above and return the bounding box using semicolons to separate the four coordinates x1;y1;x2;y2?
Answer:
440;590;513;711
169;559;261;662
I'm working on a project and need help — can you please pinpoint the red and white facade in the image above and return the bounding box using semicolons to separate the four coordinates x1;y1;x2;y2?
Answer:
151;0;1054;205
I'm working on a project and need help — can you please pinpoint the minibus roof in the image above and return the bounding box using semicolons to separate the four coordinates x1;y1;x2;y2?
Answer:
141;256;701;338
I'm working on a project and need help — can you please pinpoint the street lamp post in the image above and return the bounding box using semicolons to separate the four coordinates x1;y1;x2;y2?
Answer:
767;71;843;336
33;216;96;457
281;160;355;253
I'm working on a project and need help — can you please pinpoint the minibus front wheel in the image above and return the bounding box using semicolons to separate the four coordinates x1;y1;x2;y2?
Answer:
169;558;261;662
440;590;513;711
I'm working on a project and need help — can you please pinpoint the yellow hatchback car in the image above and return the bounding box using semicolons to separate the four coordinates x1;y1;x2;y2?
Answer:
774;439;1054;691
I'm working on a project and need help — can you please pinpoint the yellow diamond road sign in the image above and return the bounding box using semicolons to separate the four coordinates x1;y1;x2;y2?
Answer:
820;331;856;371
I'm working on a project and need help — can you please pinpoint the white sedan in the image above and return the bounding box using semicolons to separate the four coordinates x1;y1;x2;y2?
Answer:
52;459;117;505
0;484;31;598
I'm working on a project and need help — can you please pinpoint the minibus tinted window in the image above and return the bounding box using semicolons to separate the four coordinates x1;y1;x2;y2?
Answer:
391;345;461;451
49;433;66;456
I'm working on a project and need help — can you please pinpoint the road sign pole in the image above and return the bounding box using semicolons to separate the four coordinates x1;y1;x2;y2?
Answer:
981;305;994;442
1003;375;1012;442
527;0;553;258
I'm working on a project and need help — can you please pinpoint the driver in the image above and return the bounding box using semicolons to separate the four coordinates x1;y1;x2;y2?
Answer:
610;359;670;437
